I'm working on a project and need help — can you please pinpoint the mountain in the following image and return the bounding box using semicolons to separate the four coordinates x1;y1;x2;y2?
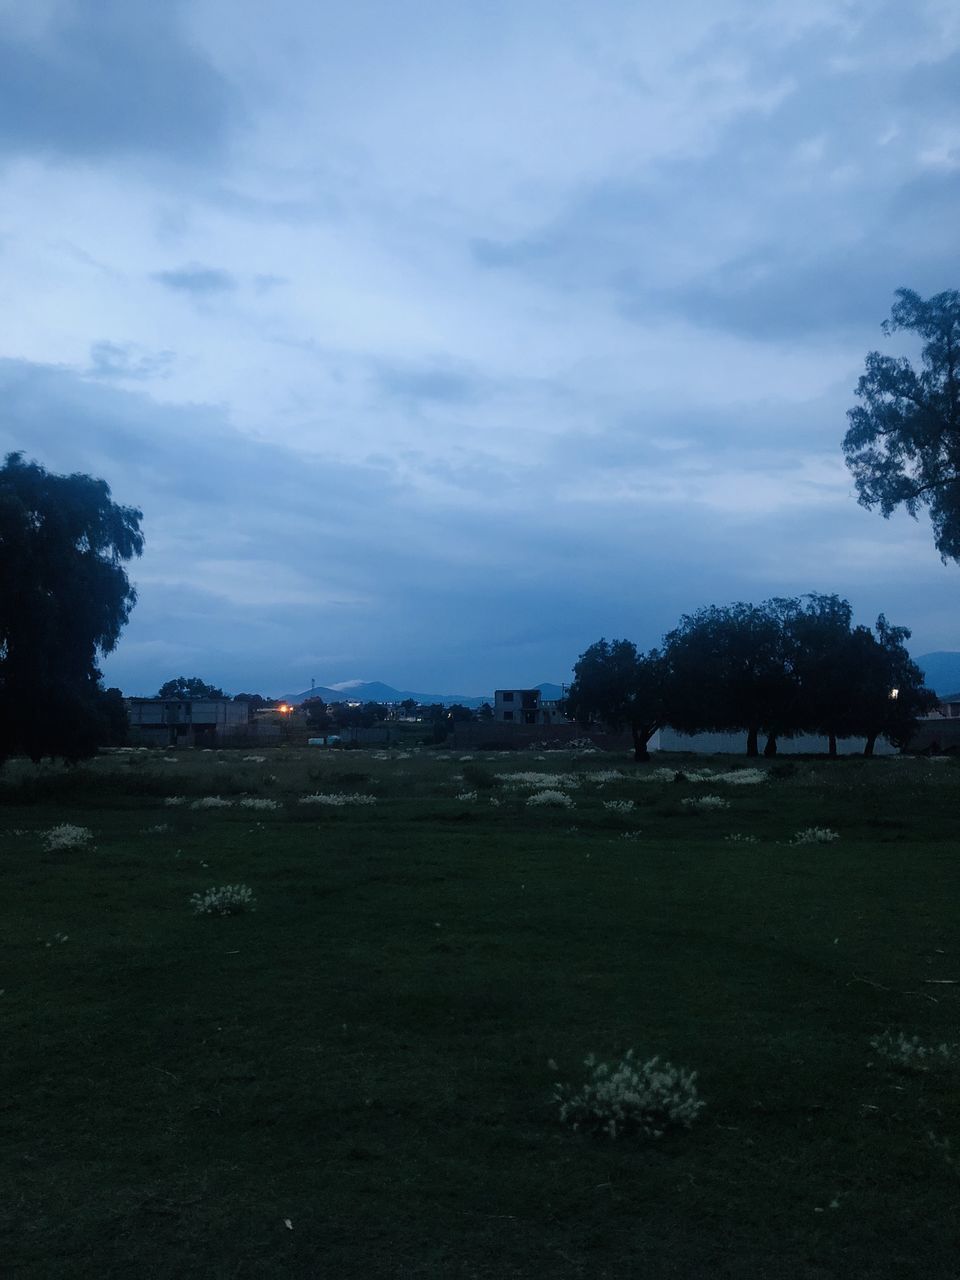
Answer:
280;681;493;709
915;652;960;696
536;682;565;700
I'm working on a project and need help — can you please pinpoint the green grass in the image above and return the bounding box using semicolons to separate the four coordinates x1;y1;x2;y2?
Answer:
3;747;960;1277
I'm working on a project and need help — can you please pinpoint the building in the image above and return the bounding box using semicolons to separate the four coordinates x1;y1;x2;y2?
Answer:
126;698;249;748
493;688;569;726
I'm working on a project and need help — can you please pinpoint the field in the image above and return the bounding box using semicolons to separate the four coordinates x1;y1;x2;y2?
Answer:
3;744;960;1278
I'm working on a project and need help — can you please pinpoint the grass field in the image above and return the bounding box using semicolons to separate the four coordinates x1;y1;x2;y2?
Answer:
3;745;960;1278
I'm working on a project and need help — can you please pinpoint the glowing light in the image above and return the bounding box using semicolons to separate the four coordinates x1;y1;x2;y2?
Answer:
889;688;899;700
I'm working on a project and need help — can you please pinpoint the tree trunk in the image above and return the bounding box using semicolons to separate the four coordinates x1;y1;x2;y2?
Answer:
864;733;876;758
763;733;777;757
746;725;759;757
828;732;838;758
631;723;652;763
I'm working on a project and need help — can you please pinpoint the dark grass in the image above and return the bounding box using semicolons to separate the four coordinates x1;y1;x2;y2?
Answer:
3;748;960;1277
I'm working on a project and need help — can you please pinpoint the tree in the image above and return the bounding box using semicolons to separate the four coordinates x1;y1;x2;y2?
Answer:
850;615;937;755
157;676;227;700
843;288;960;561
788;594;860;756
233;692;275;710
565;639;667;761
662;601;800;757
0;453;143;763
302;697;331;730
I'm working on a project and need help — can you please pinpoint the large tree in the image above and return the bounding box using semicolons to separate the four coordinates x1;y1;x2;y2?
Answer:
843;288;960;560
565;639;667;761
0;453;143;763
157;676;227;700
662;601;800;757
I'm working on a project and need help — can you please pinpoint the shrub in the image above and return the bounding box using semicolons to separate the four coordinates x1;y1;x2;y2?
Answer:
554;1050;706;1139
190;884;255;916
42;823;94;852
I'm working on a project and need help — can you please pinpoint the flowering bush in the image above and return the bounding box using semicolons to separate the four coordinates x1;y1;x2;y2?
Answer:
242;755;266;763
603;800;634;813
299;793;377;806
526;790;574;808
792;827;839;844
42;824;94;852
591;770;625;783
681;795;730;812
554;1050;706;1139
870;1030;958;1072
190;884;256;915
712;768;768;785
724;832;758;844
455;791;478;802
190;796;234;809
239;798;279;811
164;796;188;807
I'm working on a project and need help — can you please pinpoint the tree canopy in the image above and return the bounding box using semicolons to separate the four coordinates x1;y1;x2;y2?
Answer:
0;453;143;763
573;596;935;758
157;676;227;700
843;288;960;561
565;639;667;760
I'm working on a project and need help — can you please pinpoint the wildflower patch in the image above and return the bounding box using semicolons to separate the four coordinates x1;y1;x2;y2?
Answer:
299;793;378;806
554;1050;706;1139
870;1030;959;1072
42;824;94;852
681;795;730;812
792;827;839;844
603;800;635;813
190;884;256;916
527;790;574;808
190;796;234;810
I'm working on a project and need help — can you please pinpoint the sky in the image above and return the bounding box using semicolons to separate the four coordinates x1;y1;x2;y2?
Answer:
1;0;958;697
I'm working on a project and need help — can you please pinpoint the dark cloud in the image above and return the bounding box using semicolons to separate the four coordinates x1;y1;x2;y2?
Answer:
152;265;237;295
0;0;235;162
376;362;485;405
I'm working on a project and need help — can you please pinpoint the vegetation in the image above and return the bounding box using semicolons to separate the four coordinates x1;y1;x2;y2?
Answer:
569;595;935;758
0;453;143;764
844;287;960;561
3;745;960;1278
157;677;228;700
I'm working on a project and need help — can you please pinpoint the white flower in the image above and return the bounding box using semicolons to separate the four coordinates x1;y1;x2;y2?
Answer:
190;884;255;915
164;796;188;807
242;755;267;763
455;791;478;802
792;827;839;844
298;793;378;806
554;1049;706;1139
870;1030;958;1071
499;771;580;789
42;824;94;852
239;798;279;810
527;790;574;808
724;832;758;843
603;800;634;813
190;796;234;809
681;795;730;812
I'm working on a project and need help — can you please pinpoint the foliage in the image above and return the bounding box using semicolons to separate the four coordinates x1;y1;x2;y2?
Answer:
157;677;227;700
0;453;143;764
843;288;960;561
565;639;667;761
553;1050;706;1139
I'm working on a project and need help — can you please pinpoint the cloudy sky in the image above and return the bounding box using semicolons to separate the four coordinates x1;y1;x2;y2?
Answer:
1;0;958;696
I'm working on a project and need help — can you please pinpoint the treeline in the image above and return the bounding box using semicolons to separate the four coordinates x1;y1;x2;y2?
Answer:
566;594;937;760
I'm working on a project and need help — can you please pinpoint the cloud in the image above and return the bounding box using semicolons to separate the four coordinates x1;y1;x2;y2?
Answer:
87;341;174;381
0;0;237;162
152;265;237;295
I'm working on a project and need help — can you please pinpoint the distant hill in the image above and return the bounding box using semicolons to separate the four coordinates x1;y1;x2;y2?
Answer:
280;681;493;709
915;653;960;696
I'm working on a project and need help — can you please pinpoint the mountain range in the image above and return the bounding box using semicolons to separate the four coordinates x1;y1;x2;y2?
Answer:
915;653;960;696
279;680;565;708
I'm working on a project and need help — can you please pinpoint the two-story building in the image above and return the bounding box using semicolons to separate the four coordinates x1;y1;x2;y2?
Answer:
126;697;249;748
493;689;569;726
